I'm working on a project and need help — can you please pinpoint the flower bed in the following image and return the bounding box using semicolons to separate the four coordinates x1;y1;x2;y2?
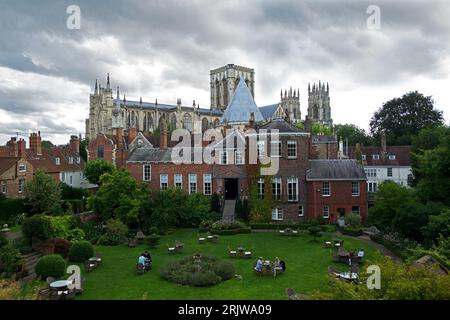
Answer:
160;255;235;287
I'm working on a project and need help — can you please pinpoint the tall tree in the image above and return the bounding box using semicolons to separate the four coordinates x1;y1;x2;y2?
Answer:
370;91;444;145
83;159;115;185
334;124;372;146
25;169;62;215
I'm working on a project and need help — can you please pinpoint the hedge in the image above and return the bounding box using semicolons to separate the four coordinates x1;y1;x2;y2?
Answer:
0;198;26;224
369;234;408;260
341;227;363;237
249;223;311;230
69;240;94;262
209;228;252;235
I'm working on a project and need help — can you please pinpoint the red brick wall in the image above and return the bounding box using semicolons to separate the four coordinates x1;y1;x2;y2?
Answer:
126;162;216;195
310;142;338;159
0;159;33;199
87;134;116;164
307;180;368;223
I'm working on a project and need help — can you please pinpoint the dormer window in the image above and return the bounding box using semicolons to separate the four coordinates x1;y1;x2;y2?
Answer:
361;155;366;160
55;157;60;165
19;164;26;172
76;157;80;164
68;157;73;164
372;154;380;160
388;154;396;160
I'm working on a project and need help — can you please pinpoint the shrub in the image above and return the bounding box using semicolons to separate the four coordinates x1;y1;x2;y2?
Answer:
346;213;362;228
78;220;102;243
191;271;221;287
69;241;94;262
22;215;52;245
146;234;161;248
35;254;66;279
0;198;26;225
213;261;235;280
0;246;22;276
342;227;363;237
67;228;86;242
160;255;234;287
0;234;7;249
97;219;128;246
48;215;76;240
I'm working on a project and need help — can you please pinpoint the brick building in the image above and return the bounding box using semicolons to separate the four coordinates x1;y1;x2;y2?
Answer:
0;157;33;199
306;160;368;223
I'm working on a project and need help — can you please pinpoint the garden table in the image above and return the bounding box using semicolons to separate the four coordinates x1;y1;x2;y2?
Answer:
50;280;72;289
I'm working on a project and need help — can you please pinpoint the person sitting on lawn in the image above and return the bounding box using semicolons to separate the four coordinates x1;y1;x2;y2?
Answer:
357;249;365;259
138;254;146;267
280;260;286;272
143;251;152;270
273;257;283;276
255;257;264;273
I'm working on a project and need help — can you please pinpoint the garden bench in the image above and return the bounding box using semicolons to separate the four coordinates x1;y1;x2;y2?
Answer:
84;260;96;272
167;244;176;254
198;237;206;244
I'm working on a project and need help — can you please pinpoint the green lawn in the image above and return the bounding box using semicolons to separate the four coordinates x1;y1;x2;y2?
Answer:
77;229;383;300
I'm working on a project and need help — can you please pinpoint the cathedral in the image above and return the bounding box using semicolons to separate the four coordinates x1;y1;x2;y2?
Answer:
85;64;333;139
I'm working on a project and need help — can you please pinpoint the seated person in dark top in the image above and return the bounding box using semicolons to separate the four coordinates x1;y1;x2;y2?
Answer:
143;251;152;270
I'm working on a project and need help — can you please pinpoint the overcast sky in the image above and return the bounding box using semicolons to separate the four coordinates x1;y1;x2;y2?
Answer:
0;0;449;145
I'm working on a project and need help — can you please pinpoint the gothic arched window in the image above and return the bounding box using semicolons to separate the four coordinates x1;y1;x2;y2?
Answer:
214;118;220;127
170;114;177;131
202;118;209;133
183;113;192;131
143;113;147;131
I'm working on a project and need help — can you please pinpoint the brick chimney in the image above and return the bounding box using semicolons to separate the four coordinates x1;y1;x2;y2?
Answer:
29;131;42;156
116;128;123;148
127;127;137;144
18;139;26;158
6;137;18;157
160;120;168;150
69;135;80;154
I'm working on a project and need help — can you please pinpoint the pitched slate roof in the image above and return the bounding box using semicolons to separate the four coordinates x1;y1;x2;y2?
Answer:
26;147;85;174
348;145;411;166
221;78;264;124
259;104;279;120
306;159;366;181
0;157;20;175
259;119;308;134
114;99;223;116
127;147;204;163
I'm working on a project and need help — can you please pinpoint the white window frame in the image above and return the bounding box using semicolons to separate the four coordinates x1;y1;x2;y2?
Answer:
18;178;25;194
55;157;60;165
18;164;26;172
365;168;377;178
189;174;197;194
203;174;212;195
272;177;281;200
270;141;281;157
322;181;330;196
160;174;168;191
387;167;393;177
235;150;244;165
287;177;298;202
1;181;7;194
143;164;151;182
174;174;182;189
323;206;330;219
76;157;81;164
271;208;283;221
298;205;304;217
372;154;380;160
388;154;396;160
368;182;378;193
351;181;360;196
257;141;265;159
258;178;264;199
287;141;297;159
69;175;73;185
220;151;228;165
361;154;366;160
68;157;73;164
61;172;66;182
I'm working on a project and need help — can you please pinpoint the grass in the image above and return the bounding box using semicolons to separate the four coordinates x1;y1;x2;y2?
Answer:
75;229;382;300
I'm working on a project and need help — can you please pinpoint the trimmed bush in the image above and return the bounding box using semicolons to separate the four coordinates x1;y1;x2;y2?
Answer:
250;223;312;230
342;227;363;237
35;254;66;279
22;215;52;245
49;238;72;258
191;271;221;287
69;241;94;262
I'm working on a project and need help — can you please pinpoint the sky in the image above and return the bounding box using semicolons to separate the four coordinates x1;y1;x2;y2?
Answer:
0;0;449;145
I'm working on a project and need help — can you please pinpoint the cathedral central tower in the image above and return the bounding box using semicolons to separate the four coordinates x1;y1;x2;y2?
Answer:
210;64;255;110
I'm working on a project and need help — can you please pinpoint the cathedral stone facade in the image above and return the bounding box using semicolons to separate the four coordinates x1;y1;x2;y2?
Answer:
86;74;222;140
210;64;255;110
307;81;332;126
85;66;332;140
